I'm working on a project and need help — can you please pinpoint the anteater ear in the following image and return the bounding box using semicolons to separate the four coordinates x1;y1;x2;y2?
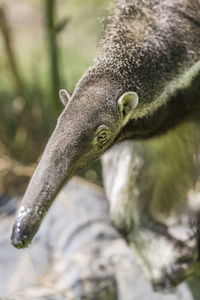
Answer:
118;92;138;125
59;89;71;106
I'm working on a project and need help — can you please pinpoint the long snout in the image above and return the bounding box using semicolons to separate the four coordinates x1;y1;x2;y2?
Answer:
11;126;79;248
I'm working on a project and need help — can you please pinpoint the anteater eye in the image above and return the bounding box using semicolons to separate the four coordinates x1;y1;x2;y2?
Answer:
97;132;107;142
95;126;110;146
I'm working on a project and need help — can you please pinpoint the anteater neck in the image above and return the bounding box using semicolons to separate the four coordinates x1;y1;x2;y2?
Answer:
118;72;200;141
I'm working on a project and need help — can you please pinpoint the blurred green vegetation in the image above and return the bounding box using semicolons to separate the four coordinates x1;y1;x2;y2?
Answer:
0;0;112;191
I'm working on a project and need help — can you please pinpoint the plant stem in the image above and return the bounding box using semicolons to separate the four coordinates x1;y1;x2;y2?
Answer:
0;6;25;97
45;0;60;114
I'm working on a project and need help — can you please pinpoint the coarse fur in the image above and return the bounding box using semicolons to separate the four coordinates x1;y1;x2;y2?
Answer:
78;0;200;138
11;0;200;250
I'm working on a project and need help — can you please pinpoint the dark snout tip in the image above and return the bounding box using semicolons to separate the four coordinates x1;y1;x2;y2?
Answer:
11;226;28;249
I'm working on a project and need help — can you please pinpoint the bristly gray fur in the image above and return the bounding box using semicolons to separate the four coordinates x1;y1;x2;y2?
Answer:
81;0;200;121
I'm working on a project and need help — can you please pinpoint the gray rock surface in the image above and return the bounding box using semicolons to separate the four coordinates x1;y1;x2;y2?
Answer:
0;178;198;299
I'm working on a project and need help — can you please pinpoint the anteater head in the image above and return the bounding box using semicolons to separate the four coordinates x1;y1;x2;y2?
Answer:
11;75;138;248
